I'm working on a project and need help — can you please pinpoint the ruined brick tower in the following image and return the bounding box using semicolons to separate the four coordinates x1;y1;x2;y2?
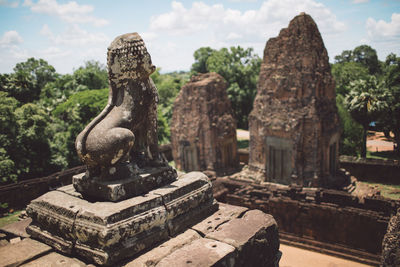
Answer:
249;13;340;187
171;72;238;173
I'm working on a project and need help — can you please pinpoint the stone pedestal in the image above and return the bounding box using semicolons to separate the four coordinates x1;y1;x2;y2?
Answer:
27;172;217;265
73;165;177;202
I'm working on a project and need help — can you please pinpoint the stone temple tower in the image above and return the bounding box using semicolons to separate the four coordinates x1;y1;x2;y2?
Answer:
171;72;238;174
248;13;341;187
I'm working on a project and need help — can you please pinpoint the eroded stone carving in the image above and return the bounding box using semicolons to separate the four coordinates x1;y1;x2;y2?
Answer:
73;33;175;201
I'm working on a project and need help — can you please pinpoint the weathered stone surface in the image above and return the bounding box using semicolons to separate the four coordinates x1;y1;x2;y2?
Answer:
27;172;216;265
0;238;51;267
156;238;236;267
0;217;32;238
249;13;341;187
381;208;400;266
192;202;248;235
207;209;280;267
73;165;177;201
125;229;201;266
171;72;238;174
74;32;168;200
21;252;86;267
152;171;218;235
215;177;397;263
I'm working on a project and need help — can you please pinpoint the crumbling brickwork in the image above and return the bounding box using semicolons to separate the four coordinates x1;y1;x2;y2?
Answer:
171;72;238;173
249;13;340;187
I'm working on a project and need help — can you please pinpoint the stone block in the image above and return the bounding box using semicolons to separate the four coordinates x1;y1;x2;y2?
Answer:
152;171;218;235
27;172;216;266
126;229;201;266
156;238;236;267
0;218;32;238
192;202;248;235
73;165;177;201
206;209;280;267
0;238;51;267
21;252;86;267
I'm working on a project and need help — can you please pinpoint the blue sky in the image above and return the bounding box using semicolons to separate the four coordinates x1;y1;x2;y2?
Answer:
0;0;399;74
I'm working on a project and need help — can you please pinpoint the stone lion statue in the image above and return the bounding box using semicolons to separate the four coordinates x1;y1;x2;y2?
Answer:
75;32;162;178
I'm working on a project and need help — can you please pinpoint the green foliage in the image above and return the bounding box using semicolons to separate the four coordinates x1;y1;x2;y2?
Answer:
353;45;380;75
191;46;261;129
378;53;400;154
344;76;389;157
334;45;380;75
0;58;57;103
157;108;170;144
53;88;108;166
72;60;108;90
14;103;54;179
191;47;214;74
331;62;369;95
336;95;363;156
0;92;19;183
151;68;189;143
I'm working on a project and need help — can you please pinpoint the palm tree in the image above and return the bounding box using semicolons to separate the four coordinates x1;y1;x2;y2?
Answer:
345;76;389;157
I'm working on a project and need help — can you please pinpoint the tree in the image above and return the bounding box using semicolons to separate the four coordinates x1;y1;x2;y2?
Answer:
334;50;353;63
331;62;369;96
191;46;261;129
72;60;108;90
0;58;57;103
345;76;389;157
53;88;109;167
14;103;53;179
333;45;381;76
13;57;57;90
336;95;363;156
378;53;400;155
353;45;380;75
0;92;19;183
191;47;215;74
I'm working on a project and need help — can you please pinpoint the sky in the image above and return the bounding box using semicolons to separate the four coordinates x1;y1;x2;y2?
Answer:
0;0;399;74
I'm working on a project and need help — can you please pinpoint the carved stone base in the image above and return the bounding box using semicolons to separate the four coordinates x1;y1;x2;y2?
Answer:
27;172;217;266
73;165;177;202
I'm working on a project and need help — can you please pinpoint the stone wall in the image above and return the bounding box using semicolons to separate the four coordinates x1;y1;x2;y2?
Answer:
0;166;85;211
213;177;399;265
340;156;400;184
171;72;238;174
249;13;340;187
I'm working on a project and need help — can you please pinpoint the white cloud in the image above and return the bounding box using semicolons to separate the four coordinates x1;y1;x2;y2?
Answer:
352;0;369;3
366;13;400;41
150;0;345;42
0;30;23;46
0;0;19;7
24;0;108;27
147;0;345;71
40;24;109;46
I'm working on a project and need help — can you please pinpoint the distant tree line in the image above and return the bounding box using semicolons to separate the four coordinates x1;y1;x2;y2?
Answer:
0;44;398;184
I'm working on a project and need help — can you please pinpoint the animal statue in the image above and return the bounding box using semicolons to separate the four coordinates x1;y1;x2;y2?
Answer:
75;32;162;178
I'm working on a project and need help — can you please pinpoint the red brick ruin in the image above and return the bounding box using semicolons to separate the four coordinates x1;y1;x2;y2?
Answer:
249;13;341;187
171;72;238;174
